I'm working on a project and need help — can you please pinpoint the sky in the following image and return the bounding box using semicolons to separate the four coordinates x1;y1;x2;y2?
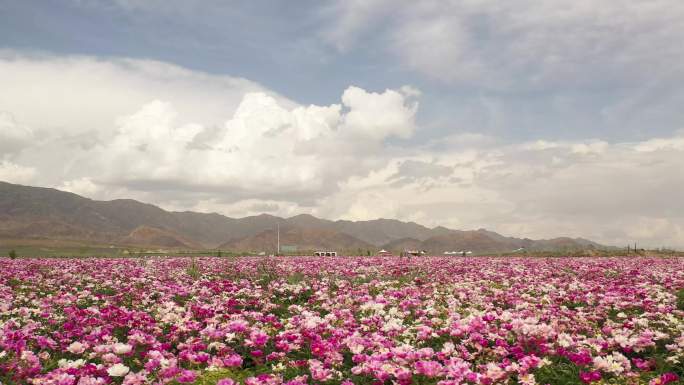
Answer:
1;0;684;248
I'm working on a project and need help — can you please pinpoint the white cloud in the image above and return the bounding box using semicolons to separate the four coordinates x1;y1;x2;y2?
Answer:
0;51;287;139
0;54;418;207
2;52;684;249
341;86;417;140
303;130;684;248
0;161;36;184
0;112;34;156
83;86;417;200
58;177;102;197
633;134;684;152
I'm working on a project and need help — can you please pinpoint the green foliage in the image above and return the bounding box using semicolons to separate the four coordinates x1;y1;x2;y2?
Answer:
94;286;117;296
190;367;276;385
173;293;192;306
561;300;588;309
191;369;242;385
8;249;17;259
533;357;582;385
677;288;684;311
255;259;279;285
186;258;201;279
285;272;306;284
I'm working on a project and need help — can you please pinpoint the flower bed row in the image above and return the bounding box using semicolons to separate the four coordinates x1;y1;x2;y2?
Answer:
1;256;683;385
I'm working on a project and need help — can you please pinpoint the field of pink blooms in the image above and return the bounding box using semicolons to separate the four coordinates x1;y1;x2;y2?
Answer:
1;257;683;385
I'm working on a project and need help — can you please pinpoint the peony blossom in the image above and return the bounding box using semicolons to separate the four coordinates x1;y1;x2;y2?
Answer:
107;363;130;377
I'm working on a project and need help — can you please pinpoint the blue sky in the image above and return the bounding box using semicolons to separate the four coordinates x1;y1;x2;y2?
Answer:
6;0;682;142
1;0;684;247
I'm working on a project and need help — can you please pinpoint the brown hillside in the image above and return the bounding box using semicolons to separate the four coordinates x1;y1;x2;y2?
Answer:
219;227;375;254
120;226;201;249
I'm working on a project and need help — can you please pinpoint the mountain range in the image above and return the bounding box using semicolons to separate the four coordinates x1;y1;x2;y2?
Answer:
0;181;604;254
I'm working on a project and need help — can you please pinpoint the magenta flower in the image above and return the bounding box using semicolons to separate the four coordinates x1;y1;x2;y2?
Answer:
415;360;443;377
579;370;602;384
2;256;683;385
224;354;243;367
176;369;197;383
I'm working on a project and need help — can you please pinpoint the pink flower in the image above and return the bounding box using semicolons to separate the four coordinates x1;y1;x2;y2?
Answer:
67;341;86;354
248;329;269;347
122;372;147;385
309;359;332;381
177;370;197;383
650;373;680;385
224;354;243;367
579;371;602;384
415;360;443;377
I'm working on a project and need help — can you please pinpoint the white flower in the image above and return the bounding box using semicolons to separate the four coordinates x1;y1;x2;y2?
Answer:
112;343;133;355
107;363;130;377
519;373;537;385
67;341;86;354
59;359;86;369
557;333;573;348
442;342;455;354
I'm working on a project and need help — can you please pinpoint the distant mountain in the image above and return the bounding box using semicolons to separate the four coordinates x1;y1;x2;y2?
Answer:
121;226;202;249
0;181;606;253
384;229;602;254
219;227;375;253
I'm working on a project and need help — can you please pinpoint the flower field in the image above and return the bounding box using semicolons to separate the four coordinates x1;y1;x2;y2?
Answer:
1;257;683;385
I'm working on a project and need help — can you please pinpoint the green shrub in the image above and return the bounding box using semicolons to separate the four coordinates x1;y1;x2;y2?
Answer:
186;258;201;279
533;357;582;385
8;249;17;259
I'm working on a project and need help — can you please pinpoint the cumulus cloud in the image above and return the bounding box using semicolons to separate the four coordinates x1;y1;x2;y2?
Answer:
319;132;684;248
0;112;34;156
0;161;36;184
81;86;417;202
2;52;684;249
58;177;102;196
1;53;419;204
0;51;286;139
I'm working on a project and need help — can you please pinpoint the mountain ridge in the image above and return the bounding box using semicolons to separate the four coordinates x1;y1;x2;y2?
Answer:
0;181;605;253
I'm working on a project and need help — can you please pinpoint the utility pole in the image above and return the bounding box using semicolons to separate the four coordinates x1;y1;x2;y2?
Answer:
277;223;280;256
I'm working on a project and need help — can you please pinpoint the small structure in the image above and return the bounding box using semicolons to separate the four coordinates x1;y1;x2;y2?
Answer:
400;249;426;257
377;249;393;256
314;251;337;257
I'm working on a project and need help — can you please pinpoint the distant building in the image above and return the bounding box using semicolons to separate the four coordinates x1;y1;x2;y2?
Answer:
400;250;426;257
314;251;337;256
377;249;393;256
